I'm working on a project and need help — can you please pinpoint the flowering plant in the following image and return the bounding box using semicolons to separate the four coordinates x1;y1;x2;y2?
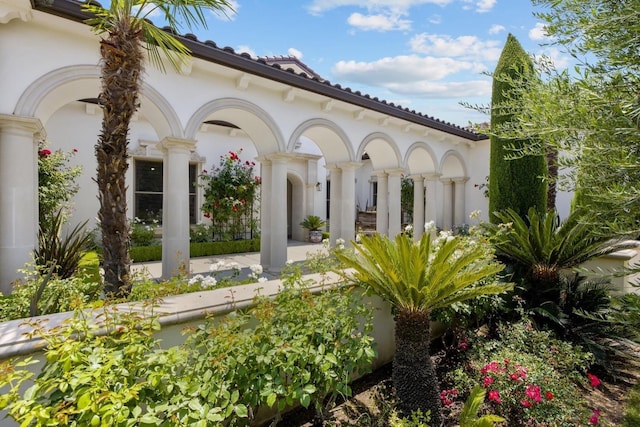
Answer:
199;149;260;241
38;140;82;229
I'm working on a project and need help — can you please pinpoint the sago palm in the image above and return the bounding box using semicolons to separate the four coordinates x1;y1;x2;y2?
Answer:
82;0;233;297
483;208;632;312
336;232;510;425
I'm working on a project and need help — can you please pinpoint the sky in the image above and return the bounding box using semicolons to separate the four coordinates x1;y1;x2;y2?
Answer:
158;0;567;127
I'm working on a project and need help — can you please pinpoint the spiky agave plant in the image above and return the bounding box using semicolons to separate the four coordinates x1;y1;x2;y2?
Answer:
335;232;510;425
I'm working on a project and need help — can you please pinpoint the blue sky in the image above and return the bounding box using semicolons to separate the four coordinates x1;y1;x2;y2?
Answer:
164;0;567;127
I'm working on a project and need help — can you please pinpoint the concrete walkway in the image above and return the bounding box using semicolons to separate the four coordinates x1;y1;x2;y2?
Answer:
131;240;328;282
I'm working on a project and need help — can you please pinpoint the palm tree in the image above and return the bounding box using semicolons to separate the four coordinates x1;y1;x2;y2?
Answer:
82;0;233;297
335;232;510;425
483;207;632;310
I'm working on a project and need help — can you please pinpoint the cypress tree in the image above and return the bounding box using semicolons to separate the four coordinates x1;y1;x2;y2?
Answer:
489;34;547;223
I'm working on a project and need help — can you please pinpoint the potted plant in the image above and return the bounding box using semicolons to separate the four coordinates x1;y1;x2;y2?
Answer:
300;215;326;243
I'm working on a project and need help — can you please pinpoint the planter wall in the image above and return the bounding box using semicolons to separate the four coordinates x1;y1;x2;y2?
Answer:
0;272;395;427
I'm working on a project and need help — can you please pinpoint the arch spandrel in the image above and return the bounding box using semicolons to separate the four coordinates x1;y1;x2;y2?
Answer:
185;98;284;155
14;65;183;140
405;142;438;175
440;150;467;178
287;118;353;164
357;132;402;170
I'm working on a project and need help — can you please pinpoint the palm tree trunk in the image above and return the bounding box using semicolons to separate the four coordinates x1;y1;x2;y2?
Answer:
96;20;143;297
392;309;442;426
546;147;558;211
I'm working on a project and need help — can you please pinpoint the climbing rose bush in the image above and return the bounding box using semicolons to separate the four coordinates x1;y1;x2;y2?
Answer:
199;149;260;240
38;140;81;227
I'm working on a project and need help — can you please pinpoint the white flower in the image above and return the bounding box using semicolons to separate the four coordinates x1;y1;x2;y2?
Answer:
188;274;204;285
355;234;362;243
250;264;263;275
209;261;225;272
404;224;413;232
201;276;217;288
258;277;268;283
322;238;330;245
286;259;294;265
469;210;481;220
229;262;240;271
425;221;436;232
335;238;345;246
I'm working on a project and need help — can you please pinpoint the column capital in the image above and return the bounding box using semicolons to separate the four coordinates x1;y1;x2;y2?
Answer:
326;162;362;170
385;168;405;177
372;169;388;178
452;176;470;184
257;152;294;164
409;173;425;182
422;173;441;181
0;114;45;139
157;137;196;152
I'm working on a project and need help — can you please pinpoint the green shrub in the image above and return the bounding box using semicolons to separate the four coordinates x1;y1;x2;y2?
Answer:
190;223;212;243
128;239;261;263
129;218;158;247
77;251;101;285
444;320;594;426
0;275;375;426
129;245;162;263
0;266;102;322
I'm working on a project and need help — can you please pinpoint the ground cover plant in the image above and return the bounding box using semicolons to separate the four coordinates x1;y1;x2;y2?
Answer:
0;267;375;426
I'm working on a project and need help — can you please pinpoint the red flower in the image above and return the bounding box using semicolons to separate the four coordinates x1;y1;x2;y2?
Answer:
589;409;601;425
458;342;468;351
38;149;52;157
488;390;501;404
483;376;494;388
587;373;601;388
203;213;211;219
545;391;554;400
72;148;78;153
521;399;532;408
525;384;542;403
202;169;208;174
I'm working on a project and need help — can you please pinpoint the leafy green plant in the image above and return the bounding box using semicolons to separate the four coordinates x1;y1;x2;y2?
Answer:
200;149;260;241
335;229;511;425
0;273;375;426
129;217;158;247
35;210;94;279
300;215;326;231
190;222;213;243
445;320;594;426
37;141;82;231
459;386;505;427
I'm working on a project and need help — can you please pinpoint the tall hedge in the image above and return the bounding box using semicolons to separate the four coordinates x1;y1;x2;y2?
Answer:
489;34;547;223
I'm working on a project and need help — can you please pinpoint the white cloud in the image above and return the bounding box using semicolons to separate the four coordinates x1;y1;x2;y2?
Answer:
307;0;451;32
347;12;411;31
475;0;496;13
236;45;256;58
389;79;491;98
307;0;453;15
332;55;476;84
488;24;505;35
529;22;549;41
288;47;303;59
410;33;502;62
533;47;571;70
429;14;442;24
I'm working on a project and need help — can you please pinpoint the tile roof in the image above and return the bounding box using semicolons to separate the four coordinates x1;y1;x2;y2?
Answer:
31;0;488;142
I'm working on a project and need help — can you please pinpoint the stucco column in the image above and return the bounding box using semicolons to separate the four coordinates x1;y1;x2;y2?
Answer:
442;179;454;230
339;162;360;245
158;137;196;279
0;115;43;294
269;156;288;270
424;174;439;229
374;170;389;236
411;174;425;240
387;169;403;238
327;164;342;244
453;177;468;227
259;158;272;269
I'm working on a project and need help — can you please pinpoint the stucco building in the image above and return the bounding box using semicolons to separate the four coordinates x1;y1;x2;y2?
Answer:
0;0;494;294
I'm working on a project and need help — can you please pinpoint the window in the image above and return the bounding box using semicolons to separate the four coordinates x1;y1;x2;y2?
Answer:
134;160;197;224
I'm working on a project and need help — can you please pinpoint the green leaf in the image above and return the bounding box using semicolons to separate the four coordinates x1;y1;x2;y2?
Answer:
234;404;248;418
266;392;277;408
303;384;316;394
300;393;311;409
